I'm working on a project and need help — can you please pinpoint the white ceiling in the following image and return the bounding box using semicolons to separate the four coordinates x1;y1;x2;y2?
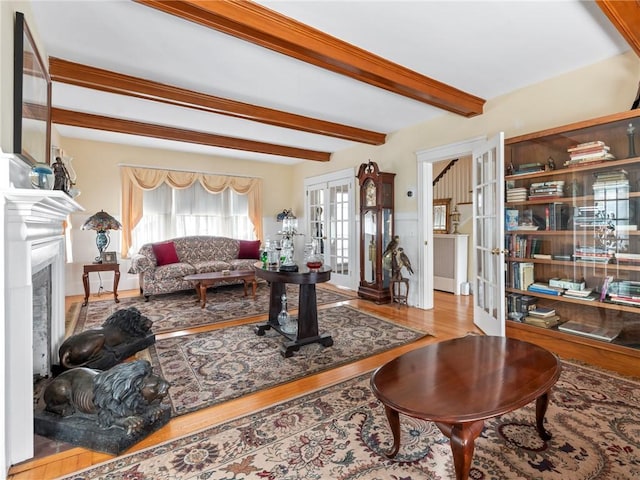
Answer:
28;0;630;165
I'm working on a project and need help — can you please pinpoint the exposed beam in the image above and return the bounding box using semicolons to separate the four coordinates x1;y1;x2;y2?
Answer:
596;0;640;57
49;58;385;146
52;108;331;162
135;0;485;117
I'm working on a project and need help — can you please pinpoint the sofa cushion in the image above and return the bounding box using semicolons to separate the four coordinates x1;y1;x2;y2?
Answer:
154;262;196;281
229;259;259;271
192;260;233;274
152;241;180;266
238;239;261;259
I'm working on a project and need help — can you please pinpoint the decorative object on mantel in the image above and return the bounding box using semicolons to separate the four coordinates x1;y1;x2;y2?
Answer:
450;204;461;234
52;156;73;194
631;81;640;109
82;210;122;263
28;162;54;189
35;359;170;455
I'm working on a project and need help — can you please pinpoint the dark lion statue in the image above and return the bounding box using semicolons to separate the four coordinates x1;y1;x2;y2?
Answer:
43;360;170;435
58;307;154;370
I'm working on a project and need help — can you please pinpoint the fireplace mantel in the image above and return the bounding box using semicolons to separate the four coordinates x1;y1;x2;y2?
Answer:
1;153;83;470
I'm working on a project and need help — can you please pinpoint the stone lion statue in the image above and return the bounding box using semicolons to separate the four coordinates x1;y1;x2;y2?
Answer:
43;360;170;435
59;307;154;370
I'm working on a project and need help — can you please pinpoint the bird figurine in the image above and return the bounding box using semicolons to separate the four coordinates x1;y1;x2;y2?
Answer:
396;247;413;276
383;235;400;257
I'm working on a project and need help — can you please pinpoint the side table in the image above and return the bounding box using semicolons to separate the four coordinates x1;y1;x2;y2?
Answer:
390;277;409;306
82;263;120;306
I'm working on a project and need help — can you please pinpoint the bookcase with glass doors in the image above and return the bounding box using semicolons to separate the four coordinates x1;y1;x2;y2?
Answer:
503;109;640;377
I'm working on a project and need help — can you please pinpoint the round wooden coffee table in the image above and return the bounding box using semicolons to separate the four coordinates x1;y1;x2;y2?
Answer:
370;335;561;480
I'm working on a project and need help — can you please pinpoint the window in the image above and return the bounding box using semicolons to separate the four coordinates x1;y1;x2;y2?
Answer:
130;182;255;255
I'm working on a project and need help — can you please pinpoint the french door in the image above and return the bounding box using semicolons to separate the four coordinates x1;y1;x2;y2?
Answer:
472;133;506;336
305;169;355;289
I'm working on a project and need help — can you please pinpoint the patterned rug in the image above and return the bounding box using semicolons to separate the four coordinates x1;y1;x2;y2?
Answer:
58;360;640;480
149;305;429;417
69;283;354;334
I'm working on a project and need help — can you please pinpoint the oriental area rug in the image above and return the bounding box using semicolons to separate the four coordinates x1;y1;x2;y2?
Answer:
58;360;640;480
148;305;429;417
69;283;354;334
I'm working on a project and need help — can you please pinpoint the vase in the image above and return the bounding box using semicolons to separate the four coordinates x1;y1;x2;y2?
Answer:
29;163;54;190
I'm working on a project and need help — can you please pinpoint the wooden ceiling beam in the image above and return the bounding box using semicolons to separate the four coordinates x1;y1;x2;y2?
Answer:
596;0;640;57
49;58;385;146
52;108;331;162
135;0;485;117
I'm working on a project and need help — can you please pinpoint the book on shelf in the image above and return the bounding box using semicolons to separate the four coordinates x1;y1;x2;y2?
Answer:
558;321;621;342
563;288;592;298
567;140;606;152
532;253;552;259
527;282;564;296
528;306;556;317
564;153;615;167
549;278;586;290
514;163;545;174
524;315;561;328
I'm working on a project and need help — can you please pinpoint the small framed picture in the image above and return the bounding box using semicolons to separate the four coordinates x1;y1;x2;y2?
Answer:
101;251;117;264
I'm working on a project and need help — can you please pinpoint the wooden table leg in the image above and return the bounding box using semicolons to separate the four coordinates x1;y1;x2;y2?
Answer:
113;268;120;303
436;420;484;480
82;271;90;306
199;283;208;309
382;405;402;459
535;391;552;440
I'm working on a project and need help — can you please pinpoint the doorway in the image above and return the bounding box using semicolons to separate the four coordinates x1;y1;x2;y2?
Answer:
416;137;486;309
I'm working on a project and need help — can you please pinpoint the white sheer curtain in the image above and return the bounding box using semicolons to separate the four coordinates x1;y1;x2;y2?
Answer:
130;182;255;255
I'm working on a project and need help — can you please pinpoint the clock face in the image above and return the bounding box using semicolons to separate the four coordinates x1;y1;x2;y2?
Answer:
365;180;377;207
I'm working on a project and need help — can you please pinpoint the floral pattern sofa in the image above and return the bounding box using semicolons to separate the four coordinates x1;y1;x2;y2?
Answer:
129;236;261;300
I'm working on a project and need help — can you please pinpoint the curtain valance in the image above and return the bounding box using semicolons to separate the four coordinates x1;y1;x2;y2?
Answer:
120;166;263;257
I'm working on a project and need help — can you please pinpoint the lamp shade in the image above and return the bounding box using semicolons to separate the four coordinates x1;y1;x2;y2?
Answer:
81;210;122;232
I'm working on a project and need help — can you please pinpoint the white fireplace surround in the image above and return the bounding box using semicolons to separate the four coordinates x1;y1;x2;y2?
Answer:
1;153;82;474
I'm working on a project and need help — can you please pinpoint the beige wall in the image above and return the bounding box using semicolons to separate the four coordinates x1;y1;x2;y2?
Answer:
62;137;292;232
60;138;293;294
291;51;640;215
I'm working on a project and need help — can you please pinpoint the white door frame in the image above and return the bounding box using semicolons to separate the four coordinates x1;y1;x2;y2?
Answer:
416;136;486;309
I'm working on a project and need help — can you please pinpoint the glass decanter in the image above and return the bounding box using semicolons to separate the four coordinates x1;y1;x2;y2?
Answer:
305;239;324;270
277;293;297;335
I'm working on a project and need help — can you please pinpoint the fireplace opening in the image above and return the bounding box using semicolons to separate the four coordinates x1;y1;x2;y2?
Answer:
32;264;53;381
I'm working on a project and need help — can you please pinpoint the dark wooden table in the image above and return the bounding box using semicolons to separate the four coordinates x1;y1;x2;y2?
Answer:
254;265;333;357
184;270;257;308
370;335;561;480
82;263;120;306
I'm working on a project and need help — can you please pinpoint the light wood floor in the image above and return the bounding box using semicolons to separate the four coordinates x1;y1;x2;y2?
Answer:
9;287;480;480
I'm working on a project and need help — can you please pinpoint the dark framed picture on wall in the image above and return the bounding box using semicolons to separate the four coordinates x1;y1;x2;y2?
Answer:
13;11;51;166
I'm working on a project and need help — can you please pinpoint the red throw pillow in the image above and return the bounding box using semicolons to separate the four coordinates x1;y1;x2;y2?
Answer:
238;240;261;259
152;241;179;266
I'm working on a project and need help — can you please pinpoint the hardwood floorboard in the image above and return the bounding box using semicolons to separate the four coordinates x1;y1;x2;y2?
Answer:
9;287;478;480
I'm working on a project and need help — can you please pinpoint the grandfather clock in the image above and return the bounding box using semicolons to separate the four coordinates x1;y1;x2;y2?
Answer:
357;161;395;303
